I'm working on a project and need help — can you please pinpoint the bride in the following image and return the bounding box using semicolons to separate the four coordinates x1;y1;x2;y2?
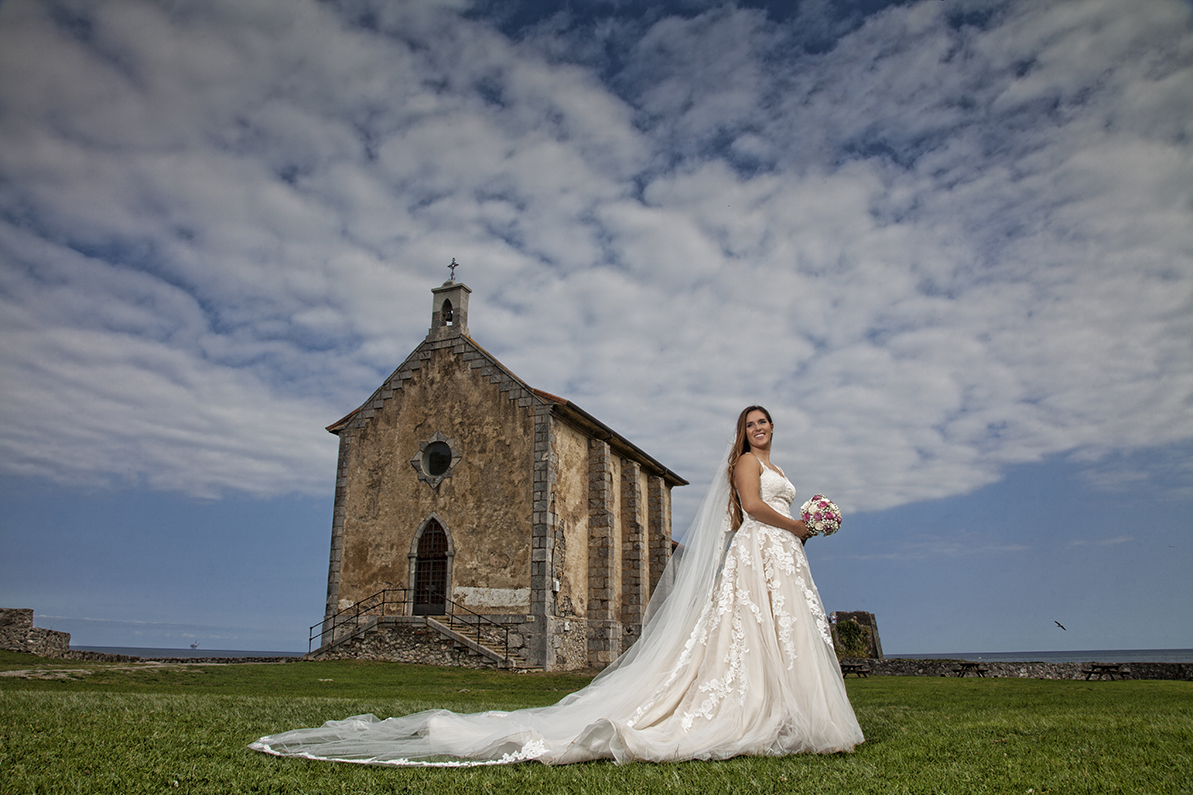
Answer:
251;406;864;765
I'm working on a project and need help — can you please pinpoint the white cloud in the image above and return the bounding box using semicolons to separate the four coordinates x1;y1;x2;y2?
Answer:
0;0;1189;529
1068;536;1132;548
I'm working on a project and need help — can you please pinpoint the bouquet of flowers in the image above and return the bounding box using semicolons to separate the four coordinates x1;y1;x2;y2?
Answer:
800;494;842;537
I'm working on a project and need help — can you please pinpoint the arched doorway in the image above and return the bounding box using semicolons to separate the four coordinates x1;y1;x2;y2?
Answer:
413;520;449;615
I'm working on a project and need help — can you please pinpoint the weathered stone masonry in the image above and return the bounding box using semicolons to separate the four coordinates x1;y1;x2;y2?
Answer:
647;476;671;593
587;438;618;666
0;608;70;657
530;405;556;668
620;461;646;640
314;280;687;671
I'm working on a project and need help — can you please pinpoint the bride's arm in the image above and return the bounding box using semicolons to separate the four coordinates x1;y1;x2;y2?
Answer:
734;455;810;540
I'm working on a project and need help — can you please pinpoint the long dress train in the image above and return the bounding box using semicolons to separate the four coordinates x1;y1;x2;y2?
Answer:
250;460;863;765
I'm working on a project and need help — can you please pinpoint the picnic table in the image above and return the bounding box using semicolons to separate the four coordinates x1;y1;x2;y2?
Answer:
840;662;870;677
952;661;990;677
1082;663;1129;680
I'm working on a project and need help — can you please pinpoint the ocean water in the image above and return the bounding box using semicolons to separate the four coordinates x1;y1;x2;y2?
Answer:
73;646;304;658
892;649;1193;664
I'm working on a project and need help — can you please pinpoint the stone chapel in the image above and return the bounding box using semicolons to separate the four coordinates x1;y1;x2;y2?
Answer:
312;278;687;671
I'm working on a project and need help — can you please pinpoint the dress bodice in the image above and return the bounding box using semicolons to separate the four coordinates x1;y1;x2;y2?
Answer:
759;463;797;519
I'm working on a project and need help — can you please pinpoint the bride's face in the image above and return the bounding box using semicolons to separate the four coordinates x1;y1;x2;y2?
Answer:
745;410;773;450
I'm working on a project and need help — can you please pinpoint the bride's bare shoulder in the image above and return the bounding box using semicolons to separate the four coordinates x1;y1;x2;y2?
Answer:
734;452;762;481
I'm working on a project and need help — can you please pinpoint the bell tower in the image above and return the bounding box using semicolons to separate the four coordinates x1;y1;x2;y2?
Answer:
428;280;471;341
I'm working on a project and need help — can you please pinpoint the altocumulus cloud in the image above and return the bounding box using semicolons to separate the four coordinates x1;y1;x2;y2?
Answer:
0;0;1190;521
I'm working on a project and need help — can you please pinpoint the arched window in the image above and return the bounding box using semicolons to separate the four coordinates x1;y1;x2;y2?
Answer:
422;442;452;477
412;520;449;616
442;299;453;325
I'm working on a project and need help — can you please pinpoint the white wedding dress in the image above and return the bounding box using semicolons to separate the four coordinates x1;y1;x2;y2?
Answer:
251;458;863;765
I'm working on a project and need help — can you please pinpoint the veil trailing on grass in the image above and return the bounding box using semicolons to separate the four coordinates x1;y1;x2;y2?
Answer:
250;446;739;766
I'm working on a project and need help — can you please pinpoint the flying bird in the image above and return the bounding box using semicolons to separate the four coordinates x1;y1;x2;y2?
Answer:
1054;621;1067;631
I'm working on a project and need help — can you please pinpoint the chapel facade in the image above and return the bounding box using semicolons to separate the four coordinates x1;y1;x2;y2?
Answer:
315;279;686;671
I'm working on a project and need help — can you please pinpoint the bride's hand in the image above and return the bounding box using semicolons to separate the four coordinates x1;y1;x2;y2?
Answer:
793;519;810;542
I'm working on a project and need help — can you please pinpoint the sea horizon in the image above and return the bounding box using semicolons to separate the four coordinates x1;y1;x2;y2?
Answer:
71;645;1193;664
72;645;306;658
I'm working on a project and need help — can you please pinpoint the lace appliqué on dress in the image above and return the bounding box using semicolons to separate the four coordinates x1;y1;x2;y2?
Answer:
630;465;835;733
758;525;800;669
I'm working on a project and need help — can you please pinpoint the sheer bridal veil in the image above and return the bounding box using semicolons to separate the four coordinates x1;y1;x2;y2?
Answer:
251;445;737;766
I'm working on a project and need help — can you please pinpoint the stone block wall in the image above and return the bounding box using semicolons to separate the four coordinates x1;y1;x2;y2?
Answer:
544;615;589;670
620;461;646;632
0;608;71;657
529;406;557;666
587;439;619;666
328;333;537;624
315;623;493;668
844;657;1193;681
832;610;883;659
323;430;352;624
647;476;671;593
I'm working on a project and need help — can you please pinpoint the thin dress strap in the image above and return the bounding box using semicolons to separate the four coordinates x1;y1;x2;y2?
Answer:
753;455;785;479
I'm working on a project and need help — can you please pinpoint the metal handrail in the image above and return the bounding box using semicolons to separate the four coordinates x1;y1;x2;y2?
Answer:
308;588;511;663
443;599;510;661
309;588;410;653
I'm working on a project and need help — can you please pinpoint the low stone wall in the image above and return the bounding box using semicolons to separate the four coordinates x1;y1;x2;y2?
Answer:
62;650;144;663
140;656;302;664
27;627;71;657
59;651;301;664
843;658;1193;681
0;608;71;657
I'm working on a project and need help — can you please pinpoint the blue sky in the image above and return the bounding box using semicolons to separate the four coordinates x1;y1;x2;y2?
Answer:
1;0;1190;654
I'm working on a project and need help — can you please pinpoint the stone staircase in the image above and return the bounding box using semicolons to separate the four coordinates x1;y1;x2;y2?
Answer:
310;614;539;671
423;616;539;670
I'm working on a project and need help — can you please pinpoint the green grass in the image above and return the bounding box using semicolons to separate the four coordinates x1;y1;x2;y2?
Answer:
1;650;1190;794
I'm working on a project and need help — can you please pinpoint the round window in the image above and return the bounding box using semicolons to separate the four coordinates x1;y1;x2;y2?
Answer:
422;442;453;477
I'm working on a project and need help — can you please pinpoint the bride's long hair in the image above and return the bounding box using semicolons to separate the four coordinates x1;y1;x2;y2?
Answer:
727;404;772;531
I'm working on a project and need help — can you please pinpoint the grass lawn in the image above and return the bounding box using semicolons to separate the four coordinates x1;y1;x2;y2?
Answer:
1;650;1189;794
